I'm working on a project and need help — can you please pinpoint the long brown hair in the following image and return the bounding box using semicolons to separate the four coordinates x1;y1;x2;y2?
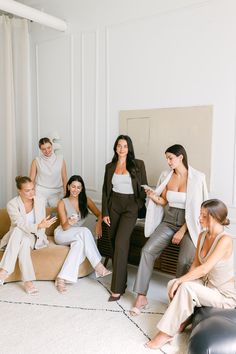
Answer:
165;144;188;170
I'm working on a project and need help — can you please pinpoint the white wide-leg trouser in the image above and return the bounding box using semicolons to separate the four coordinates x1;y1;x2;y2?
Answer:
0;227;36;281
54;226;101;282
157;278;236;337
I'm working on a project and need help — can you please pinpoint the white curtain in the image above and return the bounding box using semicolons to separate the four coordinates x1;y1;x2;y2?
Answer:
0;15;31;206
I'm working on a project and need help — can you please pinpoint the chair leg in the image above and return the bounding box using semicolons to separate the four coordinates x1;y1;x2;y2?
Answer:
103;256;110;267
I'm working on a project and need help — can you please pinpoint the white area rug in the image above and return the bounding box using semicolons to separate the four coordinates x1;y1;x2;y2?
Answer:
0;275;190;354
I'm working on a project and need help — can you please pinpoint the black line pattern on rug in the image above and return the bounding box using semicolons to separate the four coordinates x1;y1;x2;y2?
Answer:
97;279;165;342
0;299;124;313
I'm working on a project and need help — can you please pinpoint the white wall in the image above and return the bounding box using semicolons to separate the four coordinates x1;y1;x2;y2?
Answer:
18;0;236;238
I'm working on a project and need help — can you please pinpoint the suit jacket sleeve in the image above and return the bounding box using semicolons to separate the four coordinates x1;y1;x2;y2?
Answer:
7;198;39;235
102;165;109;217
137;160;148;201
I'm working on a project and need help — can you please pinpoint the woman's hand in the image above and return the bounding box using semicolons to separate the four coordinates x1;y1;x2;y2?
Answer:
172;229;185;244
168;279;180;300
146;189;158;202
95;221;102;239
103;216;110;227
68;217;78;226
38;215;57;229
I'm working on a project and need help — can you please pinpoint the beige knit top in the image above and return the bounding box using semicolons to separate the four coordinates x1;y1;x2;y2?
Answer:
198;231;236;300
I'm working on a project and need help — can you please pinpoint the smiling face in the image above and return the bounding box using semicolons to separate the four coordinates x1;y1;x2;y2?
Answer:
18;182;35;201
116;139;129;159
165;152;183;170
40;142;53;157
68;181;83;198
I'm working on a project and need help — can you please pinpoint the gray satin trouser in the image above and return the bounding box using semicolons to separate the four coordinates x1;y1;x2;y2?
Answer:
133;206;195;295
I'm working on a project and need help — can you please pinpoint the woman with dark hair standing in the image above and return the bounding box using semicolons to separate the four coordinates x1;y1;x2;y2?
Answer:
54;175;111;293
130;144;208;315
30;137;67;207
145;199;236;350
0;176;57;294
102;135;148;301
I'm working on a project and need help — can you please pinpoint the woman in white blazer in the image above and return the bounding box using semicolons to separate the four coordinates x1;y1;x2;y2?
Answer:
0;176;57;294
130;144;208;316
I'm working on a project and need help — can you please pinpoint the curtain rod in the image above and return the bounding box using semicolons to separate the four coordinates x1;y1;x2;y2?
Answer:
0;0;67;31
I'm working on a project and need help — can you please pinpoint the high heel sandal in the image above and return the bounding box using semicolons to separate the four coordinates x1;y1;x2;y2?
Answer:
130;303;149;316
23;282;39;295
95;263;112;278
55;278;67;294
144;337;173;350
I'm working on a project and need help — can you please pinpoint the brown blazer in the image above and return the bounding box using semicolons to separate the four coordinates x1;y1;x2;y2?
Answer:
102;159;148;217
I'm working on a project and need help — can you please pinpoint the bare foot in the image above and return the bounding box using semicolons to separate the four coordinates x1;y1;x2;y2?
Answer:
179;315;193;332
145;331;173;349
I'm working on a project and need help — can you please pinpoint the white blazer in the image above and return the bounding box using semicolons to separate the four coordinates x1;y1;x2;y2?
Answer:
0;196;49;250
144;166;208;247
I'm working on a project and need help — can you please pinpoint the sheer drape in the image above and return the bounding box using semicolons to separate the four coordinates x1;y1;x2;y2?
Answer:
0;15;31;205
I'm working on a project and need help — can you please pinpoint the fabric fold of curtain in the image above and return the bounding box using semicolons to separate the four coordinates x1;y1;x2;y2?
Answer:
0;15;31;205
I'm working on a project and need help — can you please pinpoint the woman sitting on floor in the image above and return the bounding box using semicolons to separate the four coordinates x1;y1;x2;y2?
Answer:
145;199;236;350
0;176;57;294
54;175;111;293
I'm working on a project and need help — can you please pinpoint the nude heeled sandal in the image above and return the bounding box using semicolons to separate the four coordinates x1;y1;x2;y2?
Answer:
55;278;67;294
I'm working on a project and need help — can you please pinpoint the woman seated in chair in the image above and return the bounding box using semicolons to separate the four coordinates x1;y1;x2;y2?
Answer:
130;144;208;315
145;199;236;350
54;175;111;293
0;176;57;294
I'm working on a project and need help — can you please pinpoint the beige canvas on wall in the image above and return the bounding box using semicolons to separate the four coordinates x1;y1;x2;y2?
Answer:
119;106;212;188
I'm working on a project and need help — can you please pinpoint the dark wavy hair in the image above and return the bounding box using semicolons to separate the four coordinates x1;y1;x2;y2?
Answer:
165;144;188;170
112;135;137;177
65;175;88;219
201;199;230;226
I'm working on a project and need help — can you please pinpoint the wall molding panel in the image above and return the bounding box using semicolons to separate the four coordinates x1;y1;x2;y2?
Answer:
80;30;99;192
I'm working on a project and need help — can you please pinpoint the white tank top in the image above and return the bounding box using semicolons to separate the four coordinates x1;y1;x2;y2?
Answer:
166;190;186;209
35;153;63;190
26;209;35;224
112;173;134;194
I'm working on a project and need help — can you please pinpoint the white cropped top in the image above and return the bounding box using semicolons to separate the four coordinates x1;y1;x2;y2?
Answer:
112;173;134;194
166;190;186;209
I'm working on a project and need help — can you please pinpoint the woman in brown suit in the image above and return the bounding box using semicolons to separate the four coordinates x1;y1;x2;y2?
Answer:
102;135;147;301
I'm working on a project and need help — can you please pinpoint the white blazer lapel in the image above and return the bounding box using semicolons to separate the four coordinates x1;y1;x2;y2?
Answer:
186;166;196;207
16;196;27;219
144;170;173;237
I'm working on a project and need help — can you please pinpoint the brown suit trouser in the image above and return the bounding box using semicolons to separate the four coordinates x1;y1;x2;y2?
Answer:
109;192;138;294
